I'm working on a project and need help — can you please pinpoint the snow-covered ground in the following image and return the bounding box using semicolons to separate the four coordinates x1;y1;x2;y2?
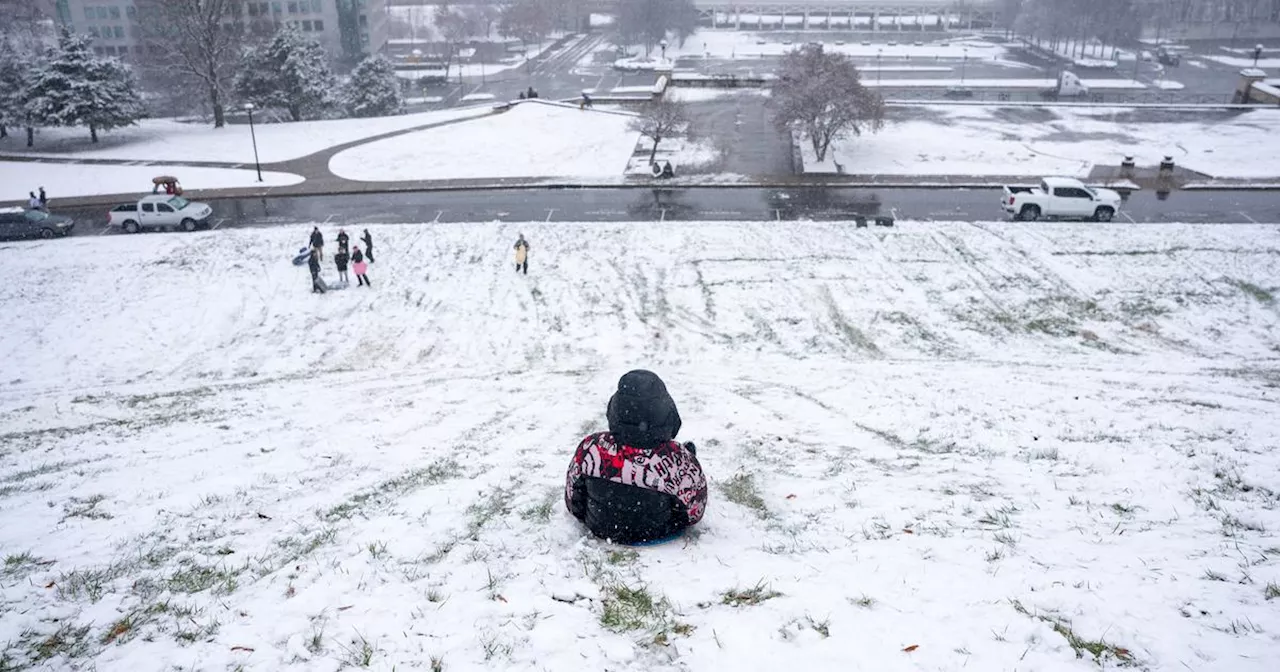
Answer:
865;78;1147;89
1154;80;1187;90
807;106;1280;179
671;33;1007;62
0;163;303;202
0;108;492;164
626;136;722;176
328;102;637;182
1203;55;1280;69
2;221;1279;671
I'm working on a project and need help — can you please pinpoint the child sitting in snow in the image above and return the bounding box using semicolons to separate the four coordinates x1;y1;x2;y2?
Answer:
564;370;708;544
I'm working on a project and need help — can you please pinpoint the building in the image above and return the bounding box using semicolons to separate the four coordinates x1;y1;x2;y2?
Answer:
49;1;389;61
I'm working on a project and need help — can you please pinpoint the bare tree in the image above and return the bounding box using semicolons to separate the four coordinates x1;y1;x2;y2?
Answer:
435;3;479;78
499;0;553;51
769;45;884;164
134;0;243;128
997;0;1024;37
629;98;692;165
617;0;698;56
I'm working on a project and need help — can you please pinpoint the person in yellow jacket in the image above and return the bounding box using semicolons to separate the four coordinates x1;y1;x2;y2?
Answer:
514;234;530;275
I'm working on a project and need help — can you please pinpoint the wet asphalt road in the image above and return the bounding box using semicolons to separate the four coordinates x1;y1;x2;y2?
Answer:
48;187;1280;238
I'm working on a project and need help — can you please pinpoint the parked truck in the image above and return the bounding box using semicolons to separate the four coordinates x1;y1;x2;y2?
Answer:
1001;177;1124;222
108;195;213;233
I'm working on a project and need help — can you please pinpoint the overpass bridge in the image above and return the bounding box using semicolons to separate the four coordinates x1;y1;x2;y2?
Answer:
687;1;999;30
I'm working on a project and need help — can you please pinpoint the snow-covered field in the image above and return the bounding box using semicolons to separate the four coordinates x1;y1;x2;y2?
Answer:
328;102;637;182
2;221;1280;671
865;78;1147;89
0;108;493;164
671;32;1007;61
0;163;303;202
1203;55;1280;69
808;106;1280;178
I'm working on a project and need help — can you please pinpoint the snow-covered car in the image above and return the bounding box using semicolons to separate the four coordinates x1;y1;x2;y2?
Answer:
0;207;74;240
108;195;213;233
1001;177;1123;222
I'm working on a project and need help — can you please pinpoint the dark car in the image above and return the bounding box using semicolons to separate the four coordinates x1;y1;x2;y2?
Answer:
0;207;75;240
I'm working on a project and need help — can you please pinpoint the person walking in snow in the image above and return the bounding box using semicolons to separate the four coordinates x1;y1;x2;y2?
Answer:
309;226;324;260
334;248;350;285
564;370;708;544
579;92;593;110
308;248;326;294
337;228;350;254
38;187;47;210
514;234;530;275
352;246;371;287
27;192;40;210
360;229;374;263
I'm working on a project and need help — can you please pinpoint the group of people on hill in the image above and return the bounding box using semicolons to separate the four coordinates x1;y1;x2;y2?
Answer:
25;187;48;212
306;226;373;293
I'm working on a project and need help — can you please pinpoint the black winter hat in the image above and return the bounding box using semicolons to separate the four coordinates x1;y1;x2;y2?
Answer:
607;370;682;449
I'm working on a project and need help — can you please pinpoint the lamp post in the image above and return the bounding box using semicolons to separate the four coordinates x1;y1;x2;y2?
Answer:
876;49;882;85
244;103;262;183
1254;44;1265;68
961;47;968;84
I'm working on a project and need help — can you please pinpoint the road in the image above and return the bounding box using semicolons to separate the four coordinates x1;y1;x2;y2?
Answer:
48;188;1280;238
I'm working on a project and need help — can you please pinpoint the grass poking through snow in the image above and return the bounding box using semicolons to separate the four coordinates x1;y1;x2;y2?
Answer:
722;581;783;607
720;472;769;518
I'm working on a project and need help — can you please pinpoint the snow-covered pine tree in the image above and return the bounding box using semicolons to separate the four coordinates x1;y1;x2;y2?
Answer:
234;26;336;122
343;54;402;118
0;38;31;141
23;29;143;143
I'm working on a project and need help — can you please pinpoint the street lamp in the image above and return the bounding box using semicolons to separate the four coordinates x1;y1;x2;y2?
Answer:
961;47;968;84
876;49;882;85
1254;44;1265;68
244;103;262;183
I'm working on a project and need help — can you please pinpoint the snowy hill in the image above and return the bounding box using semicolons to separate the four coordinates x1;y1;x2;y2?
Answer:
1;221;1279;671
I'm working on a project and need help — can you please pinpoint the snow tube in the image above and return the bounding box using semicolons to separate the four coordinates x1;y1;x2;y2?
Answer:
619;530;685;547
291;248;310;266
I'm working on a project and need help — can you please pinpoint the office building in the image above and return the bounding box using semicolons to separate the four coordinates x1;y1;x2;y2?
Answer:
49;1;388;61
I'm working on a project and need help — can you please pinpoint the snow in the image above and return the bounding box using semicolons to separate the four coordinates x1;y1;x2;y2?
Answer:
665;88;770;103
460;92;497;102
614;56;674;72
2;221;1280;672
670;33;1007;61
858;66;954;73
806;106;1280;179
0;108;494;164
1203;55;1280;69
1027;39;1126;69
0;162;303;201
589;13;615;27
328;102;638;182
626;137;722;176
1154;80;1186;90
1255;82;1280;98
865;78;1147;89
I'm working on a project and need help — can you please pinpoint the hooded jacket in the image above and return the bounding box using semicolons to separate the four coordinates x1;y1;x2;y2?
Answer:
565;370;707;544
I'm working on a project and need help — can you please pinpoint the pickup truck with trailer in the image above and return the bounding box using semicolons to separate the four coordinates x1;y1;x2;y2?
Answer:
1001;177;1124;222
108;195;213;233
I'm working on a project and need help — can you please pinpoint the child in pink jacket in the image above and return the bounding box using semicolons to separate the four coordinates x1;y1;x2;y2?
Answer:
351;246;371;287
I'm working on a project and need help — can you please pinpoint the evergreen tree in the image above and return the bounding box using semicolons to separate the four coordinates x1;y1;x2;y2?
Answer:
0;38;30;141
234;26;336;122
343;54;403;118
24;30;144;143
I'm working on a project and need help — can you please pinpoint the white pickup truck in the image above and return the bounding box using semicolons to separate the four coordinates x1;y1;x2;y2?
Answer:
108;195;214;233
1001;177;1124;222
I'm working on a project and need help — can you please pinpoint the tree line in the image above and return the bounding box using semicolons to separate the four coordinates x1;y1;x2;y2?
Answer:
0;2;407;145
998;0;1144;57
